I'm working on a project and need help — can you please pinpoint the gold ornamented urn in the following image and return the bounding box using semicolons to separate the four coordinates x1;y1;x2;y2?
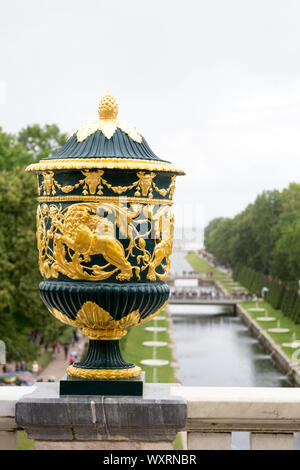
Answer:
26;92;184;386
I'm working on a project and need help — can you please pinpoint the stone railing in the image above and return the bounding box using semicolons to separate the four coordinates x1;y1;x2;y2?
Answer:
1;384;300;450
0;386;36;450
177;386;300;450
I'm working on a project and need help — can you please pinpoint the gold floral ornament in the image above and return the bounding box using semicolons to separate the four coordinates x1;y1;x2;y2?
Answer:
70;91;142;143
50;299;168;340
50;302;139;340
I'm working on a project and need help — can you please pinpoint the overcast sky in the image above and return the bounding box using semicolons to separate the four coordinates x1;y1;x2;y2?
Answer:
1;0;300;233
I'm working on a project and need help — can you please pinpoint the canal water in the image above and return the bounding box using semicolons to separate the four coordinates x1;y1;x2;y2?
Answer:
169;252;300;449
170;304;289;388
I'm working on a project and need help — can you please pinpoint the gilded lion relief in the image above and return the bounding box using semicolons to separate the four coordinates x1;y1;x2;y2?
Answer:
37;201;174;282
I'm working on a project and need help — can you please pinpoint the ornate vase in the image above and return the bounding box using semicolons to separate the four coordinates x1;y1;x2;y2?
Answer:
26;92;184;380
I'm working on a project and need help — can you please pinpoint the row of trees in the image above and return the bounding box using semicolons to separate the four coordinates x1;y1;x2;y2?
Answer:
232;265;300;324
204;185;300;322
204;185;300;281
0;124;68;360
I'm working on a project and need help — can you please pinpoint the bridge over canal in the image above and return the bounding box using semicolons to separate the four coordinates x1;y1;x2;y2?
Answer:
168;296;242;306
167;296;242;314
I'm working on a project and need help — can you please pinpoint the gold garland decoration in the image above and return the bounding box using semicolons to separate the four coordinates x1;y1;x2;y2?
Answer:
67;364;142;380
37;169;177;201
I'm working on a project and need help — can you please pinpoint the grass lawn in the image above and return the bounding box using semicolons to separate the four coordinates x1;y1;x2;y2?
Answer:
173;433;184;450
242;300;300;360
16;431;34;450
185;253;247;293
185;253;213;274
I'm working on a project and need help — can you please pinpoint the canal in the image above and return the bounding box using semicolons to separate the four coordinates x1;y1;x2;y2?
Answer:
169;252;300;449
170;304;289;388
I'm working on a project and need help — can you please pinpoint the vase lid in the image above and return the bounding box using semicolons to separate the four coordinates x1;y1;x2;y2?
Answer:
26;92;185;175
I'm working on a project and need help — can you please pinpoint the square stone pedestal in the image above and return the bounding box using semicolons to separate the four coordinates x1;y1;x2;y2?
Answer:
15;382;186;450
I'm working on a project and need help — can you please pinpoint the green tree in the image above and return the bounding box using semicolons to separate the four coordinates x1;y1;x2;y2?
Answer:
250;190;282;273
204;217;224;248
227;205;258;268
0;168;65;360
0;127;31;171
206;218;234;264
18;124;68;161
271;184;300;281
0;126;69;360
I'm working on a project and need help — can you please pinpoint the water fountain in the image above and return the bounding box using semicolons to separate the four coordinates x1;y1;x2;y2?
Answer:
144;326;167;332
268;320;290;334
282;332;300;349
141;316;169;382
256;309;276;322
248;301;265;312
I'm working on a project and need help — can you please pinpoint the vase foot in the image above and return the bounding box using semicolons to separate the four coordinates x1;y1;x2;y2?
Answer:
60;371;145;396
66;364;142;380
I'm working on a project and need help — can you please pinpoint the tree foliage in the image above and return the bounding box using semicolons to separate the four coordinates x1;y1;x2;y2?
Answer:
0;127;31;171
271;184;300;280
18;124;68;161
205;186;298;281
0;125;68;360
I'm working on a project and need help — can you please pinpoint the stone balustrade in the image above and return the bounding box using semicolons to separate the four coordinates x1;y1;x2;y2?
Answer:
1;384;300;450
0;386;36;450
175;386;300;450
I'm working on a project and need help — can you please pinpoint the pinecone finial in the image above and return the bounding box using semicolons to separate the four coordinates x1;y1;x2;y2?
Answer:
98;91;118;121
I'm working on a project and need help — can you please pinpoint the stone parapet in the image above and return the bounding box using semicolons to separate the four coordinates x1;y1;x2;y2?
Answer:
15;382;187;449
0;386;36;450
175;385;300;450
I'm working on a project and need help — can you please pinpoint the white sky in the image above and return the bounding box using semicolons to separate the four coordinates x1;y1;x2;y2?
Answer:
1;0;300;231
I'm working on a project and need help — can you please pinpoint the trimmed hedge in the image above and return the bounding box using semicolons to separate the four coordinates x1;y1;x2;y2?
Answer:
233;264;300;323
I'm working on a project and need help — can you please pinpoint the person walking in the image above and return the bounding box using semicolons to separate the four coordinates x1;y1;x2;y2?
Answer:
70;350;78;361
63;343;70;360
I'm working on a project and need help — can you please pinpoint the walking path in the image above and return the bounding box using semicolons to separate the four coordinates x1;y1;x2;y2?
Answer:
37;331;87;382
